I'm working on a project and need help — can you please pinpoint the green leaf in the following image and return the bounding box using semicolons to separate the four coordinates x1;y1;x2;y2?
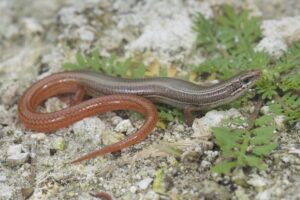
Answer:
255;115;274;126
250;126;276;145
213;127;243;146
211;161;238;174
63;62;81;70
153;168;166;193
268;103;283;115
159;67;168;77
76;53;87;67
213;127;244;157
90;49;101;70
85;56;94;68
252;143;277;156
131;65;145;78
158;110;174;122
244;155;266;169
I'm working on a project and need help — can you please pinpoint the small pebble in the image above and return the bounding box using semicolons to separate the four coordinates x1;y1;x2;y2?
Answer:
0;175;7;182
7;144;23;155
6;153;29;165
247;175;268;188
6;144;29;165
192;119;212;139
281;156;290;163
72;117;105;141
200;160;211;168
0;184;13;199
111;116;123;126
143;190;159;200
195;108;241;128
22;18;44;34
274;115;285;130
115;119;134;133
31;133;47;141
129;186;137;193
77;27;95;41
136;178;153;190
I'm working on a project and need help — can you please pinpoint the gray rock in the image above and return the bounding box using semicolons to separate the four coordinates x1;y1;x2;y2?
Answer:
7;144;23;155
6;144;29;165
6;152;29;165
256;16;300;59
136;177;153;190
0;184;13;199
115;119;134;133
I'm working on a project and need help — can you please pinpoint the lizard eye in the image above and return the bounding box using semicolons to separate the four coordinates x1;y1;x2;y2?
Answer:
242;77;251;85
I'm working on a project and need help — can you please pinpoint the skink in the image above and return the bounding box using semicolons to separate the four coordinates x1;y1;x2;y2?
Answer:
18;70;261;163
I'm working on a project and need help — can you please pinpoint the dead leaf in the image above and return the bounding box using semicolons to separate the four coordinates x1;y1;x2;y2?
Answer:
167;64;177;77
145;58;160;76
21;187;34;200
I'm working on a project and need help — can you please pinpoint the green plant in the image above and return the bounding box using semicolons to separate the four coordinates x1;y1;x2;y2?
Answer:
193;5;261;57
193;5;299;173
256;44;300;123
63;49;146;78
212;116;277;174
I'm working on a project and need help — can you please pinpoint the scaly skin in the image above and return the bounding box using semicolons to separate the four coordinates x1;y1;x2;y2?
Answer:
18;70;261;162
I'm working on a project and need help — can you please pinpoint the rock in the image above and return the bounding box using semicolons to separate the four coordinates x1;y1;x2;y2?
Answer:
0;105;10;125
76;27;95;41
22;17;44;35
111;116;123;126
129;186;137;193
72;117;106;142
201;180;231;200
192;119;212;140
234;186;250;200
136;178;153;190
247;174;269;188
115;119;134;134
0;47;41;81
256;15;300;59
261;106;270;115
0;82;19;106
255;37;287;59
126;12;195;63
114;0;208;63
7;144;23;155
295;121;300;131
173;124;185;132
256;190;272;200
281;156;290;163
195;109;242;128
101;131;125;146
57;6;87;26
274;115;286;130
7;152;29;165
0;175;6;182
0;184;13;199
200;160;211;169
14;130;24;139
288;147;300;158
204;151;219;162
6;144;29;165
31;133;47;141
143;190;159;200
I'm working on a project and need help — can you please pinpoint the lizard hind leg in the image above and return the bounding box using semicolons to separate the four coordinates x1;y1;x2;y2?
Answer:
183;105;201;126
58;86;86;106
